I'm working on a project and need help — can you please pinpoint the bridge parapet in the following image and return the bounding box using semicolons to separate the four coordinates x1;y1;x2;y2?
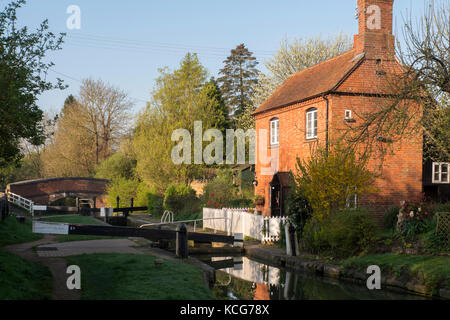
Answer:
7;177;110;206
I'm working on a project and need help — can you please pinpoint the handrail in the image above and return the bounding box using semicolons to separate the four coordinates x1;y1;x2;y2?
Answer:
6;191;34;217
161;210;174;224
139;217;227;229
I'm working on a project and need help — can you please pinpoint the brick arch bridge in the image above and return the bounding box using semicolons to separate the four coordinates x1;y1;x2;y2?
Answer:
6;177;110;206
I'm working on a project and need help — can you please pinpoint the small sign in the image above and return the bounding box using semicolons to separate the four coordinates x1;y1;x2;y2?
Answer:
33;205;47;211
33;221;69;235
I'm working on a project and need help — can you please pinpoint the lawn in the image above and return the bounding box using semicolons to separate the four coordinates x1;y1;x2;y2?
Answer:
0;216;52;300
0;216;42;247
66;253;214;300
41;215;120;243
340;253;450;295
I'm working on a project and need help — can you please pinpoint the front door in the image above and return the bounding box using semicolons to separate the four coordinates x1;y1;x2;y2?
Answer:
270;176;281;217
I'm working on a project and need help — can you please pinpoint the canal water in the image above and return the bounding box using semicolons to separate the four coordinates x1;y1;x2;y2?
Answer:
198;255;428;300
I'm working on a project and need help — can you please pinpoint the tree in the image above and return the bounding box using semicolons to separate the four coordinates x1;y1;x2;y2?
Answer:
133;53;228;192
218;44;259;119
0;0;65;167
345;2;449;161
42;81;133;177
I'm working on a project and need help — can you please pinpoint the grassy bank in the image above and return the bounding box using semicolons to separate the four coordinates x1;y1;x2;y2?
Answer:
340;254;450;295
66;253;214;300
0;216;52;300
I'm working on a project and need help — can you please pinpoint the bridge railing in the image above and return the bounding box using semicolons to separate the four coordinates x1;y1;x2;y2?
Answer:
6;191;34;217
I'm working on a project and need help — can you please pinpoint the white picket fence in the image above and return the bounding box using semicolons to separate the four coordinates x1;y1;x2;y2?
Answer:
203;208;287;243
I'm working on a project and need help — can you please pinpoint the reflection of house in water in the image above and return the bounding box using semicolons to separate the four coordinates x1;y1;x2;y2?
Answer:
218;257;280;286
253;283;270;301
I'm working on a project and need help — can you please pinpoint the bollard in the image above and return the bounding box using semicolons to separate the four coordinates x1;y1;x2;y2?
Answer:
285;222;298;257
289;223;297;257
176;224;188;259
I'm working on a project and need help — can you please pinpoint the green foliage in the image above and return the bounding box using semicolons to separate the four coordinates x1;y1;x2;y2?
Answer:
133;53;230;192
383;206;400;230
146;191;164;217
0;0;66;166
163;183;197;213
105;177;138;207
295;142;377;220
203;170;238;208
436;202;450;213
286;180;313;237
95;152;137;181
398;199;436;241
218;44;259;118
302;208;378;258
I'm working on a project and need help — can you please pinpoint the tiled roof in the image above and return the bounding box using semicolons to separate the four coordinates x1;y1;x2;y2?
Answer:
254;49;365;115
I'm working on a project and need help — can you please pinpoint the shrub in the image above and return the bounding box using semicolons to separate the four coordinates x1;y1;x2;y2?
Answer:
302;208;378;258
105;178;138;207
203;171;238;208
398;199;435;240
383;206;400;230
163;183;197;213
295;142;377;220
436;202;450;213
147;192;164;217
286;183;313;238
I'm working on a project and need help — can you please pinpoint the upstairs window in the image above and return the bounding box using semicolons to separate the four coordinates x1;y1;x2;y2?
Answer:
433;163;450;184
270;118;279;146
306;108;318;140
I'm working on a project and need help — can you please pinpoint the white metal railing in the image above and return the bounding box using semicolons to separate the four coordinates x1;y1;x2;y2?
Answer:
6;191;34;217
161;210;174;224
139;217;227;233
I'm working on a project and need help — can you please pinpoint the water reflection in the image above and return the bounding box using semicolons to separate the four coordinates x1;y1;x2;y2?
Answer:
198;256;428;301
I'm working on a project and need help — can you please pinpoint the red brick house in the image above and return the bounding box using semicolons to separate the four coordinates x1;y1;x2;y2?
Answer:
253;0;423;221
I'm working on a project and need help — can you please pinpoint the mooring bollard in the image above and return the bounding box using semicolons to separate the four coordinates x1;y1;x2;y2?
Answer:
176;224;188;259
285;222;298;257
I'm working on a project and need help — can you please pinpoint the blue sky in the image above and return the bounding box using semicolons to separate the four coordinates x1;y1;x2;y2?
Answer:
2;0;426;114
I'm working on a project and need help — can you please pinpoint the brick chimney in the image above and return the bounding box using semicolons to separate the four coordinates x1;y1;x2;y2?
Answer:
354;0;396;59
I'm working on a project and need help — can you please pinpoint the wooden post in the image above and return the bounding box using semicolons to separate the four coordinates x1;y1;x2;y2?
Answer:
116;196;120;210
76;197;80;214
289;223;297;257
130;198;134;215
176;224;188;259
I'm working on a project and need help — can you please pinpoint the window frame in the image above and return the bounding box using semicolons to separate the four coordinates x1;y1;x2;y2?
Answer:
432;162;450;184
306;108;318;140
270;118;279;146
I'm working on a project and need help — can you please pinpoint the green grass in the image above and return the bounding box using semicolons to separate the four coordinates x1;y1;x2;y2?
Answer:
340;254;450;294
66;253;214;300
0;216;52;300
0;216;43;247
40;215;122;243
0;249;52;300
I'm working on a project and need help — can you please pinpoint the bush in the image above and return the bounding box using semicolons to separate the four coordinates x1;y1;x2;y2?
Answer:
383;206;400;230
147;192;164;217
398;199;436;240
203;171;238;208
105;177;138;207
436;202;450;213
286;184;312;238
302;208;378;258
163;183;197;213
295;142;377;220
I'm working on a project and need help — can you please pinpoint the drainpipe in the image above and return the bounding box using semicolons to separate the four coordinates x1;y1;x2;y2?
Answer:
322;94;330;155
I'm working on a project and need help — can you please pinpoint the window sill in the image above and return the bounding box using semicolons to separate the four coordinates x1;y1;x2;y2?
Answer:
305;138;318;143
269;144;280;149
